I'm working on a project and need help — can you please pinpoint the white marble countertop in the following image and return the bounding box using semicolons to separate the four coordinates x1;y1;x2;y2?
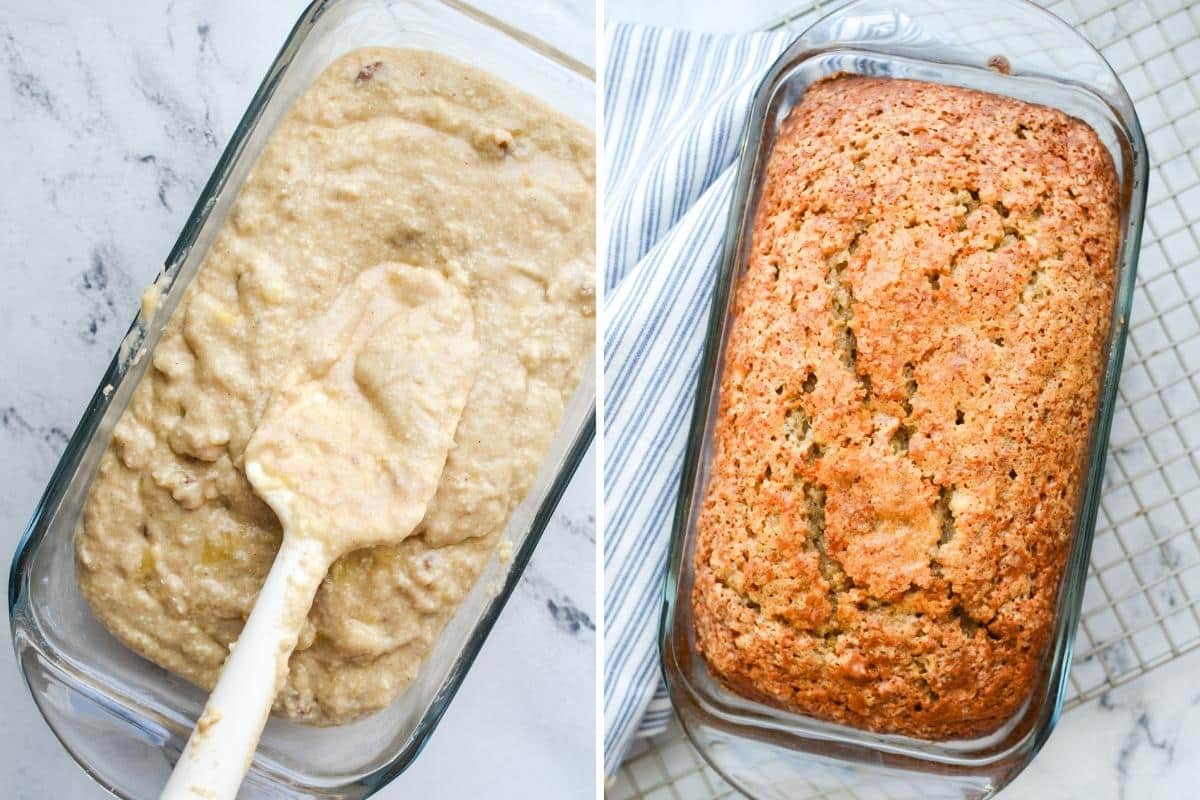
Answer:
605;1;1200;799
0;1;595;798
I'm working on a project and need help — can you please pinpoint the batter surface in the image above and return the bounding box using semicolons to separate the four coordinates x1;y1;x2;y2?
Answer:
75;48;594;724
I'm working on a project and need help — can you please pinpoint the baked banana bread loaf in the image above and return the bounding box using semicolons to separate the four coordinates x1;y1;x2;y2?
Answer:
691;75;1119;740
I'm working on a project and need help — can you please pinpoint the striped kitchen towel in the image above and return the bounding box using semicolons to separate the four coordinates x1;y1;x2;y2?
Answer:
603;23;796;775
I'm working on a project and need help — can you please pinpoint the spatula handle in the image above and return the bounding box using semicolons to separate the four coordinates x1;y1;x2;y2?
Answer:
161;534;329;800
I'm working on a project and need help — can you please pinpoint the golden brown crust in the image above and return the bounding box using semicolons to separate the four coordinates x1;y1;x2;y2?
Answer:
691;76;1119;740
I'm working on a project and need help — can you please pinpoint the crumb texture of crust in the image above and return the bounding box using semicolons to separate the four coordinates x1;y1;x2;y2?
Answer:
691;75;1119;740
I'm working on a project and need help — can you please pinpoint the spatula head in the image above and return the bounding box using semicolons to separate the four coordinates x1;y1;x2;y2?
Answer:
244;263;479;554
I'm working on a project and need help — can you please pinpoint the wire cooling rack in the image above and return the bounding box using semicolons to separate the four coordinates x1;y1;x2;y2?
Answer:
611;0;1200;796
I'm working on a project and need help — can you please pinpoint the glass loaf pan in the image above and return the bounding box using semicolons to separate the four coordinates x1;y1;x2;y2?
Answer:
658;1;1147;798
7;1;594;797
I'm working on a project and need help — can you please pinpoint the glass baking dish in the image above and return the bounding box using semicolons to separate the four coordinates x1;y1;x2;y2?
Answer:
7;1;594;798
658;1;1147;798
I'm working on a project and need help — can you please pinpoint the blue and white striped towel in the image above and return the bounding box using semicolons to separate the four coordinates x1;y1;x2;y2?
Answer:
603;24;796;775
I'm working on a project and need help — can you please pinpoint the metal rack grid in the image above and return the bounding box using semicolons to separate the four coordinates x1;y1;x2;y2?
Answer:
612;0;1200;796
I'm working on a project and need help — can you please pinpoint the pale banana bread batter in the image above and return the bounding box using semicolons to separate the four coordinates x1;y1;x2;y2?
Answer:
75;48;594;724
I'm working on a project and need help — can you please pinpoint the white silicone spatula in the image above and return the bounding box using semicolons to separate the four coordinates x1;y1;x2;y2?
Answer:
161;264;479;800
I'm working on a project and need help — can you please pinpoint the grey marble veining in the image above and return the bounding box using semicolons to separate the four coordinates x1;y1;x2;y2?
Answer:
1002;647;1200;798
0;1;595;797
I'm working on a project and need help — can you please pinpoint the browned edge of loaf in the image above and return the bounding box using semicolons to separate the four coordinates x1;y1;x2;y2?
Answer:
691;74;1120;740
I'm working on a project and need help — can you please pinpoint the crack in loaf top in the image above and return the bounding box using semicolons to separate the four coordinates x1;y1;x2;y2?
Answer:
692;74;1119;740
